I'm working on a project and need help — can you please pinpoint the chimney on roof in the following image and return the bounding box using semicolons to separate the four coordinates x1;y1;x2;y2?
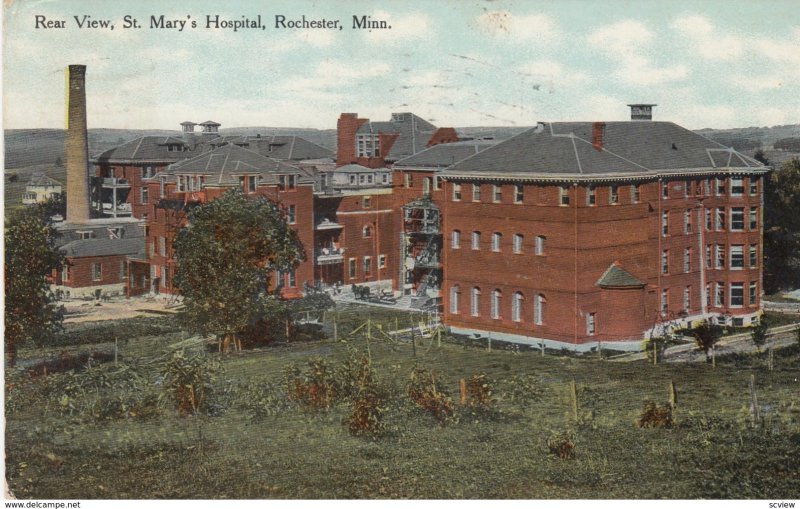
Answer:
628;104;656;121
65;64;91;224
592;122;606;151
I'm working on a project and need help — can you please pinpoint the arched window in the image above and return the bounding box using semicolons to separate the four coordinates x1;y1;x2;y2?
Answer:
471;287;481;316
451;230;461;248
450;285;460;314
512;292;524;322
534;294;545;325
363;225;372;238
491;289;501;319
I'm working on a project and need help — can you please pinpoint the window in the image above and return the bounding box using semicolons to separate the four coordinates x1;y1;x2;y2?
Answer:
348;258;356;279
404;173;412;188
92;263;102;281
749;208;758;230
684;247;691;272
716;177;725;196
62;264;71;282
684;210;692;234
378;254;386;269
730;283;744;307
662;212;669;236
534;294;545;325
382;173;389;185
143;166;155;179
715;282;725;307
706;245;712;269
159;236;166;257
535;235;545;256
705;284;711;307
749;244;758;267
587;185;596;206
586;312;596;336
662;181;669;199
471;287;480;316
471;231;481;250
749;177;759;195
356;134;379;157
287;205;296;224
609;184;619;204
161;266;168;288
514;184;523;204
704;178;711;196
367;174;374;185
716;207;725;231
684;180;690;198
749;281;758;304
491;289;501;319
451;230;461;249
286;269;297;288
715;244;725;269
472;183;481;202
363;196;371;209
450;285;460;314
363;256;372;277
730;245;744;269
512;292;523;322
452;183;461;201
491;232;501;252
434;176;442;190
705;208;712;230
631;184;640;203
683;286;691;312
730;207;745;231
730;177;744;196
423;177;431;195
349;175;357;185
140;187;149;204
363;225;372;238
177;175;186;192
493;185;502;203
662;250;669;274
359;174;367;185
559;186;570;206
513;234;523;254
248;175;257;193
661;289;669;314
278;174;296;191
120;261;126;280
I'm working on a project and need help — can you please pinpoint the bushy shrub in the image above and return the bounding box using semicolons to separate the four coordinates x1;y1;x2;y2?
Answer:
160;350;220;416
344;383;389;437
238;380;294;420
285;358;338;411
407;366;455;424
636;400;674;428
750;316;769;352
465;373;493;407
547;430;576;460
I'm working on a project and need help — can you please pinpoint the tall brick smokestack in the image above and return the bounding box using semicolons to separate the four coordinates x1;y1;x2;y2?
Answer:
65;64;91;223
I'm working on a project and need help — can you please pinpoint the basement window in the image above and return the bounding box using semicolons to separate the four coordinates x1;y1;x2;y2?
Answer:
586;312;596;336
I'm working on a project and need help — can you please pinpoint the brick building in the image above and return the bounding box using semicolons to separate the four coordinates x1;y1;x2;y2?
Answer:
437;120;768;350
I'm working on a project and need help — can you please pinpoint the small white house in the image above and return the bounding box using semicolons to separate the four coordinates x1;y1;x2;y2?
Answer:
22;173;62;205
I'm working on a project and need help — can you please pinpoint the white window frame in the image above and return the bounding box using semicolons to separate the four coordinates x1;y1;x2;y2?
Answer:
471;231;480;250
491;289;501;319
491;232;501;252
451;230;461;249
513;233;523;254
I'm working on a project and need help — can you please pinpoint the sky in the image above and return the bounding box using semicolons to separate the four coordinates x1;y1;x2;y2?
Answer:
3;0;800;131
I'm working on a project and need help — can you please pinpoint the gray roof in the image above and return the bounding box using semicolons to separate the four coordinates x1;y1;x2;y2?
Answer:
226;135;334;161
59;237;144;258
161;144;314;186
28;173;62;187
442;122;767;179
596;263;646;288
93;136;197;163
55;220;144;248
356;112;439;161
393;140;496;168
334;164;386;173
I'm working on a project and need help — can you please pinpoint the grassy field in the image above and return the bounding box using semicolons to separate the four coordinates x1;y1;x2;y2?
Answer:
5;305;800;499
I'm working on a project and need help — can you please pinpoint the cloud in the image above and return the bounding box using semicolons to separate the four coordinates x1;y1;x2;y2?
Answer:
474;11;559;42
587;19;688;87
521;59;589;88
670;15;744;61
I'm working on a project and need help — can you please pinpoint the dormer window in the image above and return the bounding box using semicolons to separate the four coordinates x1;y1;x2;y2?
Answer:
167;144;185;152
356;134;379;158
239;175;257;193
77;230;95;240
278;174;296;191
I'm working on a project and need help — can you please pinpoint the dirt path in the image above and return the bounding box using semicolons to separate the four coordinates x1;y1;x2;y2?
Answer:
62;295;182;324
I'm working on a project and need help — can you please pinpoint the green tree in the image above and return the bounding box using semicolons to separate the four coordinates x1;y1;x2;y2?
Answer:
4;206;64;365
172;190;304;352
764;158;800;293
691;320;723;363
750;316;769;353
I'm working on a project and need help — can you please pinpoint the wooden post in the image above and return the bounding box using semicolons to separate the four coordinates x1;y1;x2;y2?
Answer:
333;319;338;341
487;334;492;352
367;317;372;341
653;341;657;365
114;336;118;366
459;379;466;405
411;328;417;358
668;380;677;423
749;374;760;428
541;342;545;356
395;316;399;333
768;348;774;371
569;380;578;423
437;327;441;348
712;344;716;368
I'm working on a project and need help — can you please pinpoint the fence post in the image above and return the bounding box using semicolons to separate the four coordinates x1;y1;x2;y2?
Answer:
437;327;441;348
668;380;677;423
487;334;492;352
411;328;417;358
749;374;760;428
712;344;716;369
333;319;338;341
768;348;774;371
114;336;118;366
541;342;545;356
569;380;578;423
653;341;657;366
459;379;466;405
